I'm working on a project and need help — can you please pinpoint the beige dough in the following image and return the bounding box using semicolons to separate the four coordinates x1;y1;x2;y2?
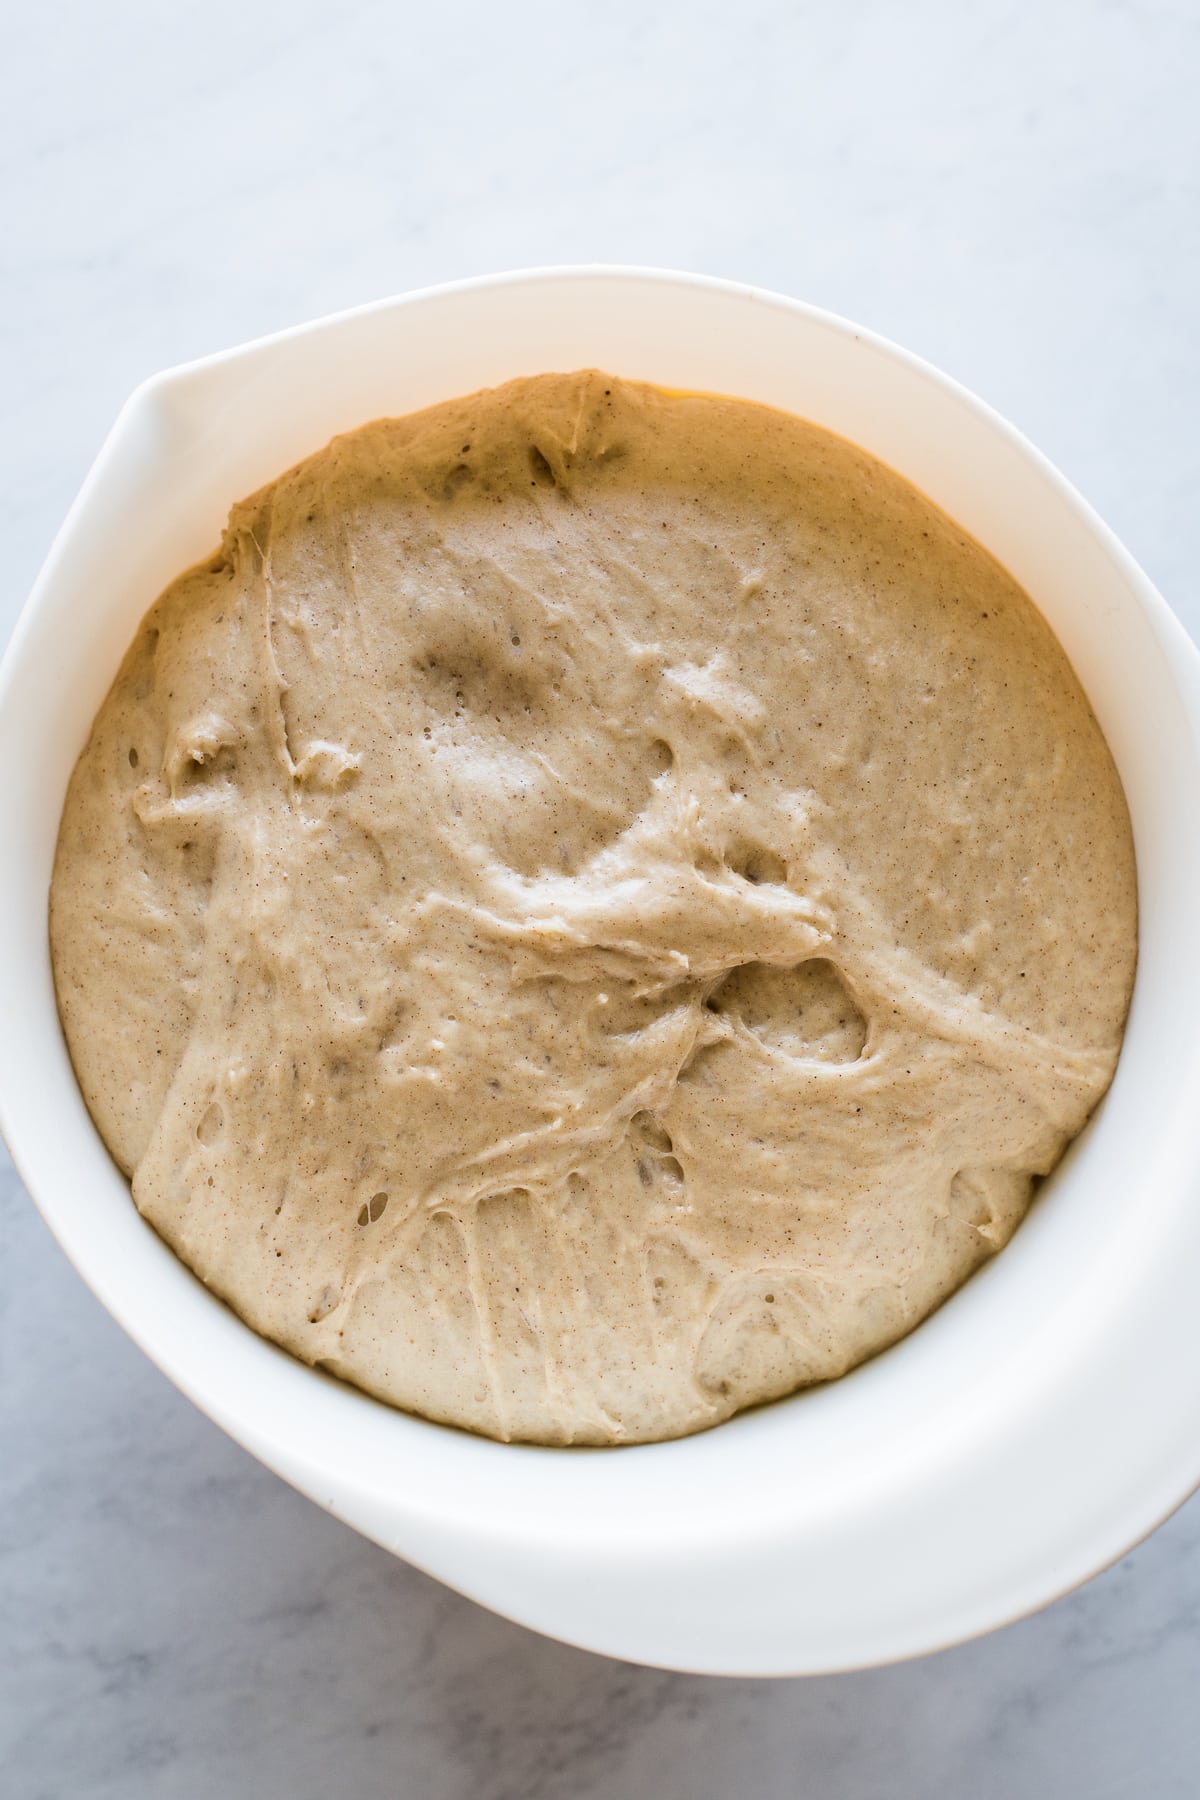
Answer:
50;372;1137;1444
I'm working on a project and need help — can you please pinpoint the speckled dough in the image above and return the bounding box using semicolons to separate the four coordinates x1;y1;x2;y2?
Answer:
50;372;1137;1444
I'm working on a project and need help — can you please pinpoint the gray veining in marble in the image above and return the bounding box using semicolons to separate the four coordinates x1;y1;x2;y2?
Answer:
3;1;1200;1794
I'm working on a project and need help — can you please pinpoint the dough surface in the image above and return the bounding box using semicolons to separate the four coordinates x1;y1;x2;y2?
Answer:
50;372;1137;1444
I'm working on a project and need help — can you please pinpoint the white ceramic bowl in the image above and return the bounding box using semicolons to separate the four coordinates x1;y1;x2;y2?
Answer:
3;267;1200;1676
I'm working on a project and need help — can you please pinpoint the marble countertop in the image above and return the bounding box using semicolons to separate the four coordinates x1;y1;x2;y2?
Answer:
4;1;1200;1793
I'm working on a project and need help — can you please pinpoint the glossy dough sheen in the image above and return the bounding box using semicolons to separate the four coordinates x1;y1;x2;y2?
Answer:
50;373;1137;1444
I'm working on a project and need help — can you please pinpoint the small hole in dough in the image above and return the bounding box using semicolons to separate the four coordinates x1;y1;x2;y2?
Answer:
180;741;237;787
731;842;788;886
128;747;139;768
196;1103;223;1146
307;1285;342;1324
528;445;557;488
631;1110;673;1153
440;463;473;500
648;738;673;777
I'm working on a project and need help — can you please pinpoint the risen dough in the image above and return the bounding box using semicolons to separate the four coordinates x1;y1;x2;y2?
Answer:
50;372;1137;1443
